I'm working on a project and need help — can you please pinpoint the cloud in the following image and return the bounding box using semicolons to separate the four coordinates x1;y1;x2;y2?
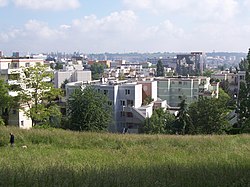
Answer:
72;10;137;33
142;20;184;39
123;0;239;22
0;11;138;53
0;9;249;54
24;20;64;39
244;0;250;6
13;0;80;10
0;0;8;7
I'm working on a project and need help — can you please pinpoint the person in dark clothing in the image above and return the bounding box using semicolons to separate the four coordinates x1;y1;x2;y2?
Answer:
10;133;14;146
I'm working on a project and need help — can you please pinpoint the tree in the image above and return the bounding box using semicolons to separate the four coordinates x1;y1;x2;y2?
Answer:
239;59;248;71
188;97;231;134
220;80;230;95
67;86;112;131
144;108;175;134
19;64;62;126
90;63;106;80
237;49;250;131
0;80;19;125
156;59;164;77
174;99;193;134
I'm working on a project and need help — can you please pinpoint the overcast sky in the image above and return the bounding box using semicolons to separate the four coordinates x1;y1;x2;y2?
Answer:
0;0;250;55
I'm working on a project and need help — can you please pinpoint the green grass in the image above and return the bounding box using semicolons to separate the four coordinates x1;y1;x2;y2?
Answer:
0;126;249;187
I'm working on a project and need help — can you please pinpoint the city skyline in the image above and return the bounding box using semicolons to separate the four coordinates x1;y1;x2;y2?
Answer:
0;0;250;55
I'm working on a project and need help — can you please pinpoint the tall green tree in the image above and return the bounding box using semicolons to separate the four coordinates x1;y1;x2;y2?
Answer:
0;80;19;125
237;48;250;131
67;86;112;131
90;63;106;80
19;64;62;126
188;96;231;134
174;99;193;134
144;108;175;134
156;59;164;77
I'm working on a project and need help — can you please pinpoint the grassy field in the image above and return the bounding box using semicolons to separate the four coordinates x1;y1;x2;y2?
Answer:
0;126;249;187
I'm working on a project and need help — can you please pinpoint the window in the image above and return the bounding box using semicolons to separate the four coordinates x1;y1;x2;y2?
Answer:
21;121;24;126
25;63;30;67
104;90;108;95
120;100;125;106
125;89;130;95
179;81;182;85
12;109;17;115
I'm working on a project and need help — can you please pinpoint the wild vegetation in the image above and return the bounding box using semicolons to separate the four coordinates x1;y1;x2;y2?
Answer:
0;126;249;186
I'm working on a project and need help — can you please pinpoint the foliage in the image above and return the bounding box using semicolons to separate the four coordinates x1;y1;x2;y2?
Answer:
237;48;250;131
219;80;230;95
0;126;249;186
174;99;193;134
144;108;175;134
0;80;19;125
0;116;5;126
188;97;231;134
67;86;112;131
156;59;164;77
54;62;63;70
203;69;214;77
142;96;153;105
239;58;248;71
90;62;106;80
19;64;62;126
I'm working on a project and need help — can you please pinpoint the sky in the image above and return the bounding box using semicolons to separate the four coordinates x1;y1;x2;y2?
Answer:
0;0;250;55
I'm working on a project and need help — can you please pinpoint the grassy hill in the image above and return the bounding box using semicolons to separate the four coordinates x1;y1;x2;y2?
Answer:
0;126;249;187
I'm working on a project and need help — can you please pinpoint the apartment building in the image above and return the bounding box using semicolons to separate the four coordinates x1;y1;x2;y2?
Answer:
0;57;45;129
66;79;162;133
156;76;219;107
176;52;206;76
54;70;92;88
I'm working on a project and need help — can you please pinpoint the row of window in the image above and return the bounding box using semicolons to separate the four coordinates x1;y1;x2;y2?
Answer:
120;100;134;106
101;89;131;95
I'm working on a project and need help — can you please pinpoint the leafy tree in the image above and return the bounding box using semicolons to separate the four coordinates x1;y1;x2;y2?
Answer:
156;59;164;77
54;63;63;70
239;59;248;71
19;64;62;126
67;86;112;131
237;48;250;131
174;99;193;134
90;63;106;80
144;108;175;134
203;70;214;77
188;97;231;134
143;96;153;105
220;80;230;95
0;80;19;125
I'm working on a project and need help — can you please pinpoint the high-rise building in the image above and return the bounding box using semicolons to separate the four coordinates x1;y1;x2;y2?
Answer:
176;52;206;76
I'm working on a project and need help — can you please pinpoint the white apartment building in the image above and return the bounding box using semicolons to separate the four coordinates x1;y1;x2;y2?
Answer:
54;70;92;88
0;57;45;129
66;79;162;133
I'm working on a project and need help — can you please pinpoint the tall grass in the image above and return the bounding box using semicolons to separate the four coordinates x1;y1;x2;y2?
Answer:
0;126;249;186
